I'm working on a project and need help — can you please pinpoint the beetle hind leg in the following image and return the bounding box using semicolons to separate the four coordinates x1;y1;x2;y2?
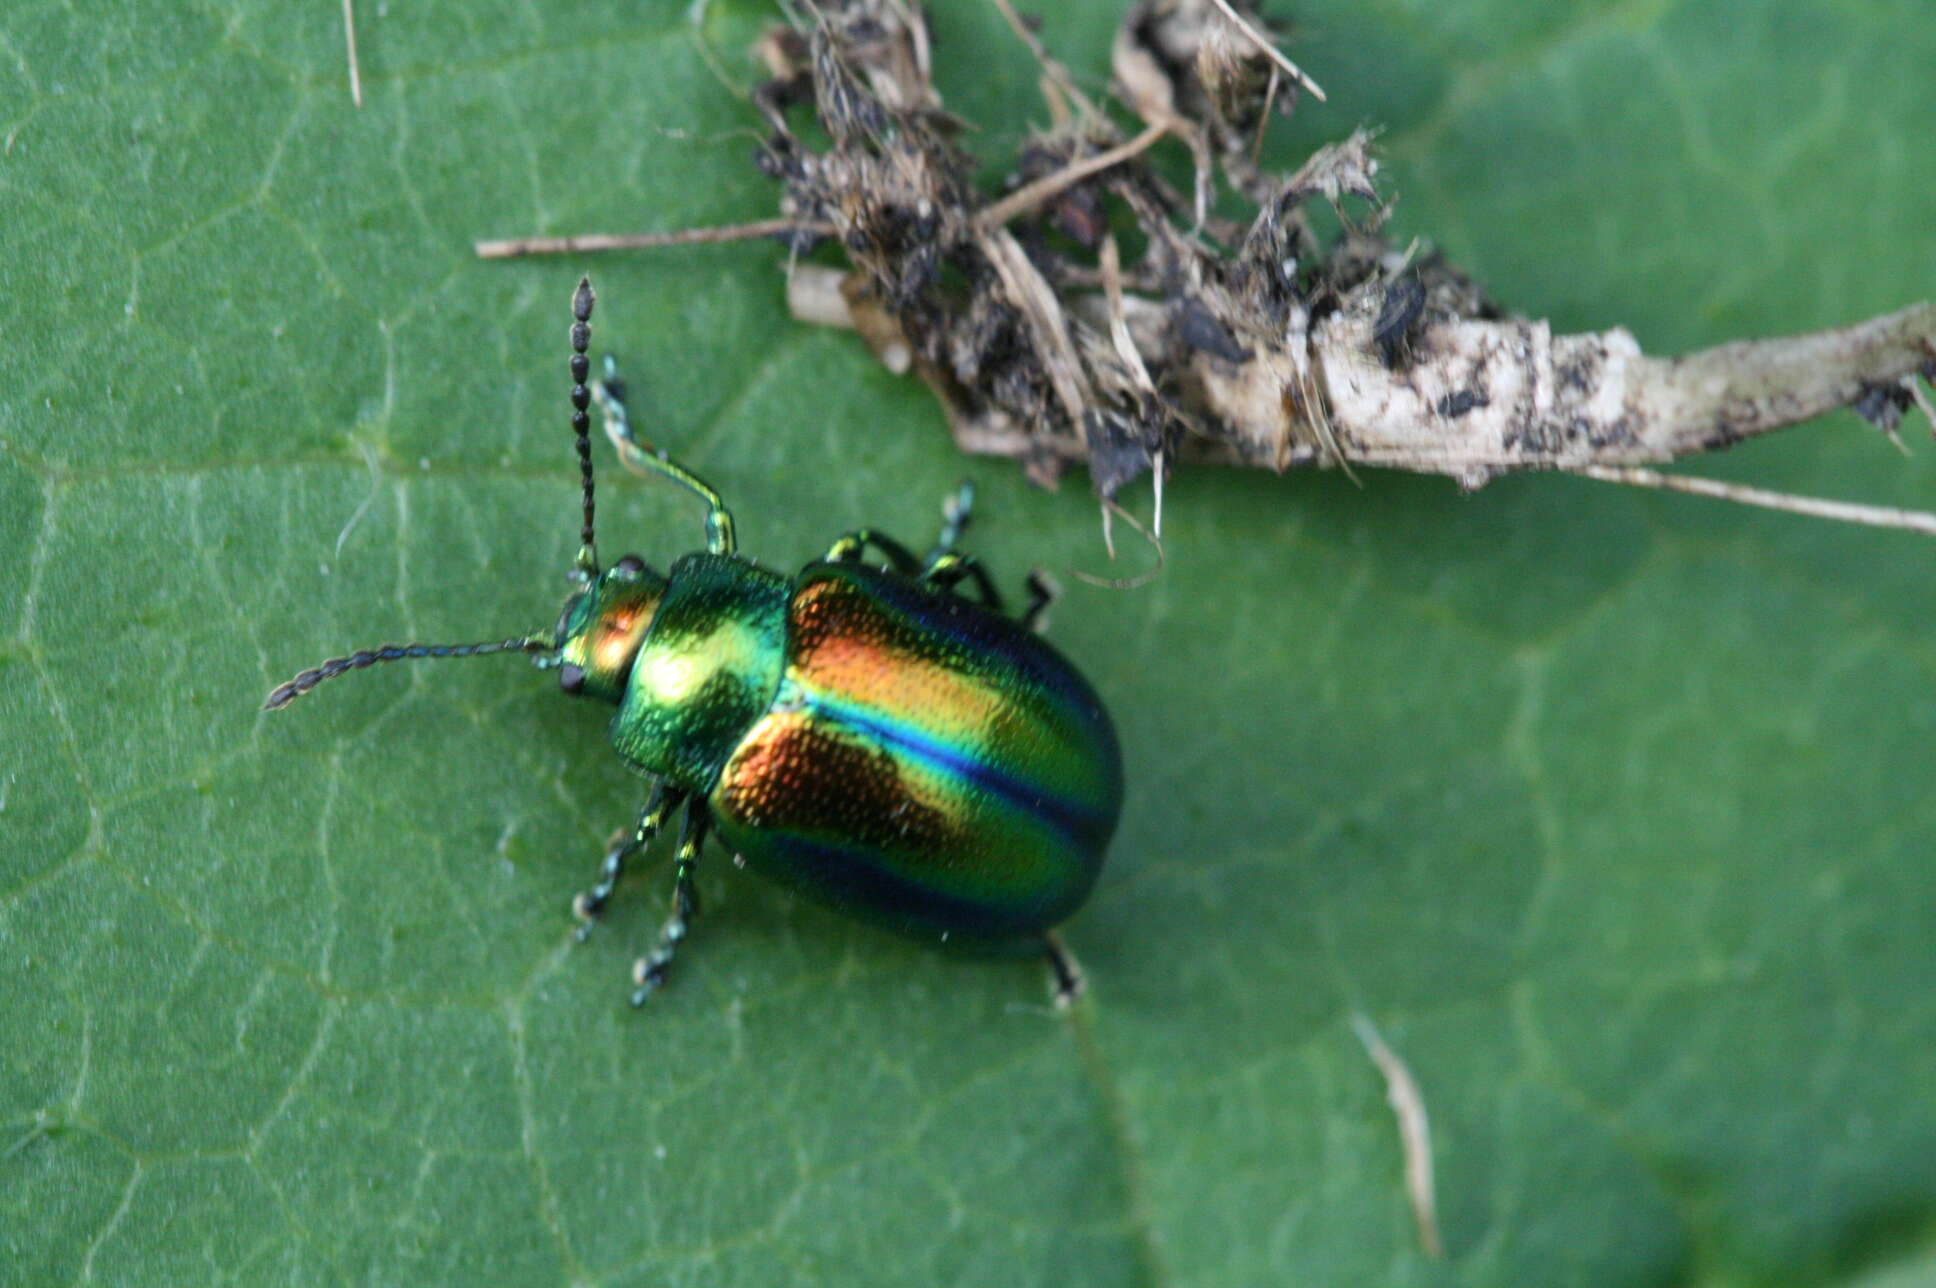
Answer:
630;801;712;1006
1044;930;1085;1008
1019;568;1061;635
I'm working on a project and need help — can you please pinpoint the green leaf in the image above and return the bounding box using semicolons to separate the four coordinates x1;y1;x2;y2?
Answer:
5;2;1934;1283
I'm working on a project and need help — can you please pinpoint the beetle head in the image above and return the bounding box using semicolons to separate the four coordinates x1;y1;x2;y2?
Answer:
552;554;667;704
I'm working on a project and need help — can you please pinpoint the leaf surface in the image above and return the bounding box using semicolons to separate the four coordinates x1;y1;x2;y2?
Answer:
4;2;1935;1284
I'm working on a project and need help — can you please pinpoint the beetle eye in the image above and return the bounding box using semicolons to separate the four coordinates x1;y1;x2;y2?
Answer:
613;554;645;579
558;663;587;695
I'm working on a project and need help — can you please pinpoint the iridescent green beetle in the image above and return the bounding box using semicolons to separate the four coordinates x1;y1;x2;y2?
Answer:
266;280;1121;1004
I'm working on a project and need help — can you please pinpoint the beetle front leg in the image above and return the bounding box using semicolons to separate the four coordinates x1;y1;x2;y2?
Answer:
630;801;712;1005
592;357;738;556
572;783;684;941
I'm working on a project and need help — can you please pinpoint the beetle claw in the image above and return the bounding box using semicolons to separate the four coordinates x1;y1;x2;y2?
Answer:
571;891;603;943
629;952;672;1006
1045;932;1085;1008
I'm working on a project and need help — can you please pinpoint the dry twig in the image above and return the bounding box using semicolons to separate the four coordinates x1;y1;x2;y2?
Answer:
976;122;1170;230
1207;0;1325;101
476;219;837;260
477;0;1936;537
1574;466;1936;536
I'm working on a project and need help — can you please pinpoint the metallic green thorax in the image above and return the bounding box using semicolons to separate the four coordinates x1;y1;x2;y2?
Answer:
606;554;791;793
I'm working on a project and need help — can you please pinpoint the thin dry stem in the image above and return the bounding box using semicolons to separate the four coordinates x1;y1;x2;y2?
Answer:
1207;0;1325;101
342;0;362;108
977;122;1170;230
1573;466;1936;536
1098;236;1155;394
475;220;836;260
1907;372;1936;436
988;0;1106;123
980;228;1095;430
1352;1014;1444;1260
1074;497;1165;588
1250;63;1280;167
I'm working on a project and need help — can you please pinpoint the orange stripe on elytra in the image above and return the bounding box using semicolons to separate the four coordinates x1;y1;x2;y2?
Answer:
794;633;1003;739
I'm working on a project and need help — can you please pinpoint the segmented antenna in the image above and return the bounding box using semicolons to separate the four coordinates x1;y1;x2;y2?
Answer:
262;634;552;711
570;276;599;576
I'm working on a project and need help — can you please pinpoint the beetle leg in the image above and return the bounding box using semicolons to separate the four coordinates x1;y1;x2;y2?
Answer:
923;552;1007;614
572;783;683;941
592;357;739;556
922;479;976;565
630;801;712;1005
1018;568;1061;635
1044;931;1085;1008
825;528;922;573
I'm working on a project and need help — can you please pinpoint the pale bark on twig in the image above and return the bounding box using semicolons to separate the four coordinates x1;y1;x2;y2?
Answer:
475;220;836;260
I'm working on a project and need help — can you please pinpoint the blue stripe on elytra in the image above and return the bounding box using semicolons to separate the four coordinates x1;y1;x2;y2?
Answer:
802;691;1107;844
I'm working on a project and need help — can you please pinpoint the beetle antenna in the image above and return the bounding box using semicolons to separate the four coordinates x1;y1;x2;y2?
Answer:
261;632;554;711
570;276;599;578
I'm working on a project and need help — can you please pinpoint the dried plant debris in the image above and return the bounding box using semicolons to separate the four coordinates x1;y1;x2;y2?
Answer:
479;0;1936;535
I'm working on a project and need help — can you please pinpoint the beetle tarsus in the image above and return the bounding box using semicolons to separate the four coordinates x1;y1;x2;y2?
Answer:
924;479;976;565
573;786;680;942
572;828;635;941
1020;568;1060;634
626;803;709;1006
629;950;672;1007
1045;931;1085;1008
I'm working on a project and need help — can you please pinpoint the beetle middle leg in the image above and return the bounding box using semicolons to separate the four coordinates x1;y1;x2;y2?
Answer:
630;800;712;1005
573;783;685;941
923;479;976;564
825;528;923;573
923;552;1007;614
